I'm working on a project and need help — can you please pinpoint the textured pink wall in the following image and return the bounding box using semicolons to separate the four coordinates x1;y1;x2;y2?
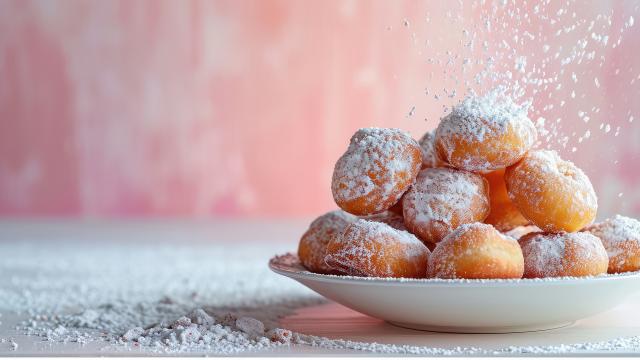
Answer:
0;0;639;218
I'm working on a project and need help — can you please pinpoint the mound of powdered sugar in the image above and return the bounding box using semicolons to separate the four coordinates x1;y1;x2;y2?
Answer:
0;236;323;355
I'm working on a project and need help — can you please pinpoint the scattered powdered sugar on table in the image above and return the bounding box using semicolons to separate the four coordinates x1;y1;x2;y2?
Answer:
2;232;640;355
0;239;322;355
0;338;18;351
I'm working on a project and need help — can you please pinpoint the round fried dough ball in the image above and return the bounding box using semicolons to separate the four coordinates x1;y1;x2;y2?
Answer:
585;215;640;273
402;167;490;244
435;92;537;172
519;232;608;278
331;128;422;216
428;223;524;279
298;210;356;274
324;219;430;278
505;150;597;233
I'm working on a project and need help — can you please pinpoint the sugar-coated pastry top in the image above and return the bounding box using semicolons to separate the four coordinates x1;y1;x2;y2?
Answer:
331;127;421;215
438;92;533;149
519;232;608;278
508;150;597;208
435;90;537;172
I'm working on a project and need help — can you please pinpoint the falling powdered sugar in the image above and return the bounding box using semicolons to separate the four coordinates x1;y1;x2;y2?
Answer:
438;88;532;144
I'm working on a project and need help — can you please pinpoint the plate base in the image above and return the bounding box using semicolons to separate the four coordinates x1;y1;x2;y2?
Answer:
387;321;575;334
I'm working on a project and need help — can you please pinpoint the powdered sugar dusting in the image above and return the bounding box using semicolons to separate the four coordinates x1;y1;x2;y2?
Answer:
521;233;566;278
434;88;536;171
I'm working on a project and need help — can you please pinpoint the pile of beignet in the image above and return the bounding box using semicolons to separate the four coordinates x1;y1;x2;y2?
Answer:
298;93;640;279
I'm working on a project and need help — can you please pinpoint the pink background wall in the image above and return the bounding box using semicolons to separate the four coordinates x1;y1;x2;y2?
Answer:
0;0;639;219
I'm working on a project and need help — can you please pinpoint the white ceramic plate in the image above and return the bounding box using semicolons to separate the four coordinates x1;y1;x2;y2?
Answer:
269;253;640;333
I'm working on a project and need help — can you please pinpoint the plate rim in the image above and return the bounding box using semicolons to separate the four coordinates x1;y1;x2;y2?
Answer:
269;253;640;287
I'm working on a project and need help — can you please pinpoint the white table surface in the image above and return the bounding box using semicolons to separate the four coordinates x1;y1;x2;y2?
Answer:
1;220;640;356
